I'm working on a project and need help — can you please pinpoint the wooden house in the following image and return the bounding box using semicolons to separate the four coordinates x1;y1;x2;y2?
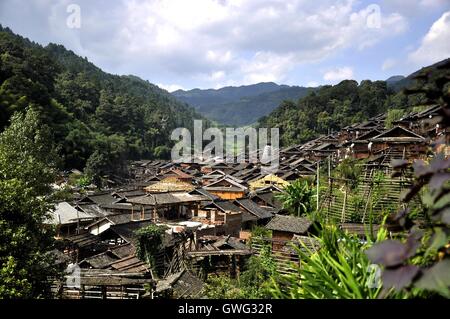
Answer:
209;163;235;174
393;104;442;136
265;215;315;250
127;192;207;222
144;177;194;193
265;215;314;241
234;198;274;238
162;168;193;182
249;174;290;191
250;189;283;212
369;126;427;159
199;201;249;237
46;202;94;237
340;129;382;159
203;177;247;200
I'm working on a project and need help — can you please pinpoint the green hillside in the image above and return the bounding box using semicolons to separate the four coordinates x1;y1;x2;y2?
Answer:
0;25;203;178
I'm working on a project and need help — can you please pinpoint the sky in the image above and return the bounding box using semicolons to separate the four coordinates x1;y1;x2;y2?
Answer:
0;0;449;92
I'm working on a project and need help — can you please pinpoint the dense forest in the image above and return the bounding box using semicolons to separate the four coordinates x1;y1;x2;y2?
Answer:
173;82;313;126
257;59;450;146
0;25;204;179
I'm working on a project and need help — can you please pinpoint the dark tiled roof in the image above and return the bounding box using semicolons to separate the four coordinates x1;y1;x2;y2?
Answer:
252;192;283;210
203;177;247;191
156;270;204;298
242;211;258;222
370;126;425;142
265;215;313;234
204;200;242;213
235;199;274;219
80;251;118;269
110;220;154;243
65;232;103;248
109;255;150;273
79;193;119;206
127;192;206;205
106;214;140;225
109;243;135;258
213;236;248;250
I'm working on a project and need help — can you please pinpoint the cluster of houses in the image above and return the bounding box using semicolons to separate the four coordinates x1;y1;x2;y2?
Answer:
46;104;449;299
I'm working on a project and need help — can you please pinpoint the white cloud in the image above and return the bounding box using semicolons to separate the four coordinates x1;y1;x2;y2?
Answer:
89;0;409;86
240;51;294;84
323;67;354;83
381;0;450;17
157;83;186;92
419;0;449;8
409;11;450;66
307;81;319;87
0;0;410;88
382;58;397;71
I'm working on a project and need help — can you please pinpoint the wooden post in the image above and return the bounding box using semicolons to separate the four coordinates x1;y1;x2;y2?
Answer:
328;155;331;187
316;162;320;211
194;203;199;217
80;284;85;299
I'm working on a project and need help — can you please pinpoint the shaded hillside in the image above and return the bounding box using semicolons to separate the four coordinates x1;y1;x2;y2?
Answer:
258;58;450;146
173;83;312;126
0;25;203;177
388;58;450;92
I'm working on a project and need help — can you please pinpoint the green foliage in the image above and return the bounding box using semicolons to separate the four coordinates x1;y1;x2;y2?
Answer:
173;83;314;126
366;61;450;298
269;223;390;299
50;185;74;202
258;63;446;146
276;179;315;217
350;195;365;222
202;248;278;299
0;107;58;196
259;80;391;146
0;107;58;298
0;256;33;298
250;225;272;239
153;145;171;159
135;225;168;269
0;26;205;179
75;175;92;188
335;159;362;190
202;275;244;299
385;109;405;128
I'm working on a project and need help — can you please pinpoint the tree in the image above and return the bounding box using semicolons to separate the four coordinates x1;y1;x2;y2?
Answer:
0;106;57;196
153;145;171;159
135;224;168;270
276;179;315;217
385;109;405;128
0;107;58;298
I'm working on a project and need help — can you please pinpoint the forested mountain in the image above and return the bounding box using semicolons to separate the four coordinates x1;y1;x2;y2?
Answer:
257;59;449;146
0;25;203;178
387;58;450;92
172;83;313;126
386;75;405;88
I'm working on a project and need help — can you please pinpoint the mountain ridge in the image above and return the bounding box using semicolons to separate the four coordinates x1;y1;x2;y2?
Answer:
172;82;313;126
0;24;203;181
